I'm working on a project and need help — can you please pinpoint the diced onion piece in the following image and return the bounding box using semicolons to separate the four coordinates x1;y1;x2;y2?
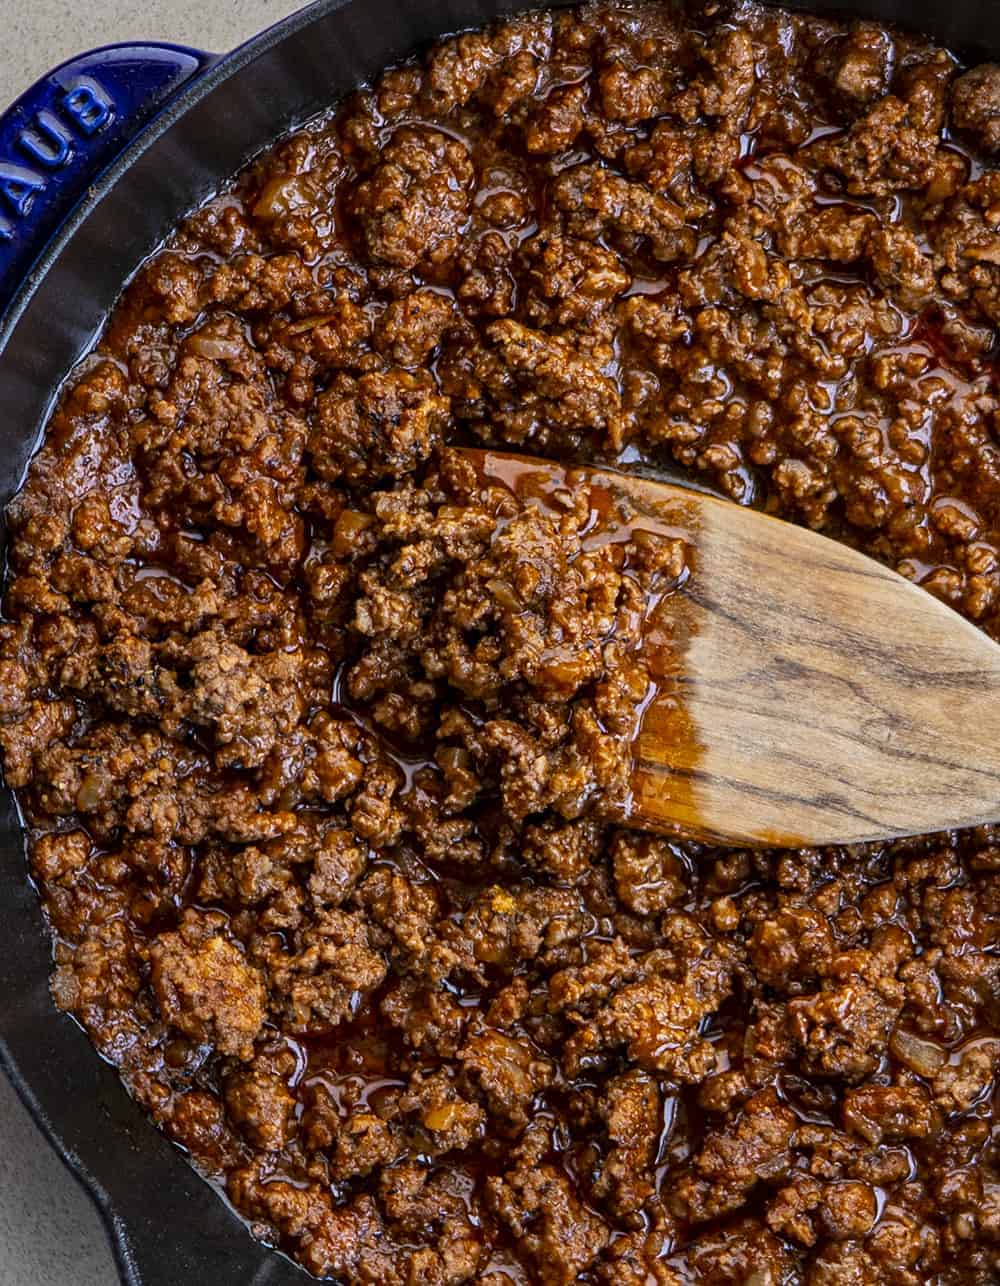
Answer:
187;335;244;361
890;1027;946;1076
332;510;373;556
285;314;337;336
486;578;520;611
253;173;314;221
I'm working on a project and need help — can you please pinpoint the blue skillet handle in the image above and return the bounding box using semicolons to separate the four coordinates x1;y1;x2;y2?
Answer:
0;44;215;313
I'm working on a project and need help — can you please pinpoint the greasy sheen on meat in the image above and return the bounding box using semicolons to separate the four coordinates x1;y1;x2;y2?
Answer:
2;2;1000;1283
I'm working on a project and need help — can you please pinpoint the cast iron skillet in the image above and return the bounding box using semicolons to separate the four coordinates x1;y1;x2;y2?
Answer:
0;1;995;1281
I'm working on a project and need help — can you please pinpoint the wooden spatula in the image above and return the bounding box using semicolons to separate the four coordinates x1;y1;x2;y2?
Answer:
460;447;1000;848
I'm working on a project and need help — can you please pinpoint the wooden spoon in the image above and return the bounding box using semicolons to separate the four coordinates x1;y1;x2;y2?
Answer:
459;447;1000;848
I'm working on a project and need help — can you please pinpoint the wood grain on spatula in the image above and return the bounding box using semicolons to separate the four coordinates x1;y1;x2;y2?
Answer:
460;448;1000;848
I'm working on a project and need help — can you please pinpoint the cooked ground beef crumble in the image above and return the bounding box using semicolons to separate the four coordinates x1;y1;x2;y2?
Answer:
2;2;999;1282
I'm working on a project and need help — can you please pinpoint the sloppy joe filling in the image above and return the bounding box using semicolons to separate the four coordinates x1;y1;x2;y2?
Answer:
1;3;999;1282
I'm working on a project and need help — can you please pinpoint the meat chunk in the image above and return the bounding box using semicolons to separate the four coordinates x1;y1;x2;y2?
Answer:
951;64;1000;153
185;633;305;769
817;26;892;110
931;172;1000;324
520;233;631;325
351;127;474;269
374;288;459;365
310;368;449;484
460;1030;553;1127
590;924;734;1082
308;828;368;907
488;1157;611;1284
842;1084;934;1144
442;318;625;451
150;911;266;1059
670;1089;797;1223
748;904;834;991
932;1039;999;1112
224;1056;297;1151
268;909;387;1035
788;937;905;1082
612;831;688;917
551;163;695;264
593;1069;661;1216
805;73;947;196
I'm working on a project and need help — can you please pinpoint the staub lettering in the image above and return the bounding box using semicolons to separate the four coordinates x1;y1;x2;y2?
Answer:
0;77;114;243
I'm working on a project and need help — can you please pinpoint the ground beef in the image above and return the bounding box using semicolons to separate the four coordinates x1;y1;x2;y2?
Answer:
2;3;999;1284
350;126;475;270
950;63;1000;153
149;911;267;1059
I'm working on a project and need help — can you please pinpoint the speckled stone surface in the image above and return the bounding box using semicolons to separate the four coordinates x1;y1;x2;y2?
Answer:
0;0;304;105
0;8;304;1283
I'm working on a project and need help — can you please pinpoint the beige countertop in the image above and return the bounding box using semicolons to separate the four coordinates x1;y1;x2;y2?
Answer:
0;7;303;1285
1;1;304;105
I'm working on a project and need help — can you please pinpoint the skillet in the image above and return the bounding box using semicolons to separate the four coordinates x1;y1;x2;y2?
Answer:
0;0;996;1281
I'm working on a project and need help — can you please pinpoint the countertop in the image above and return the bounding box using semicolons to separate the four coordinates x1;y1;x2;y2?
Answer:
0;8;304;1284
